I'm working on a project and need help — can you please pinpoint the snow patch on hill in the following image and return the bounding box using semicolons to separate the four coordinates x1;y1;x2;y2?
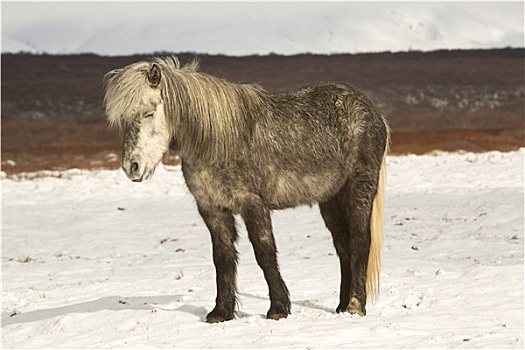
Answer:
2;2;523;56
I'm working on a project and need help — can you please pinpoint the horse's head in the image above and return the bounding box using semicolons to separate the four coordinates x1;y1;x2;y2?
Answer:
104;62;171;182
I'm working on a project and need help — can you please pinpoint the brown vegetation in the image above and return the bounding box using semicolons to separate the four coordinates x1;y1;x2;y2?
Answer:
1;49;524;174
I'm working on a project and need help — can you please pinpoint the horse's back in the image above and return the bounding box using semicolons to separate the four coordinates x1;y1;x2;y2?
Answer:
183;80;387;212
243;82;385;209
255;81;385;166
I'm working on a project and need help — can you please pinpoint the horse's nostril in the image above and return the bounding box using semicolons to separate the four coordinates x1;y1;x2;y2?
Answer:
131;162;139;174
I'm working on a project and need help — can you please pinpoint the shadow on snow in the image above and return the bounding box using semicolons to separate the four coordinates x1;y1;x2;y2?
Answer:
1;295;210;326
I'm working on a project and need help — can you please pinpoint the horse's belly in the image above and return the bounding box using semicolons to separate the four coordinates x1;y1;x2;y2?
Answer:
263;170;345;209
183;162;347;212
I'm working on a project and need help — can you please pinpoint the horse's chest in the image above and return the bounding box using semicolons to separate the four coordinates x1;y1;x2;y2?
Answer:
182;166;253;212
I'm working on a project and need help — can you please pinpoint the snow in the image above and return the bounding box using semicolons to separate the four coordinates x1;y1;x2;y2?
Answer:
2;2;524;56
2;150;524;348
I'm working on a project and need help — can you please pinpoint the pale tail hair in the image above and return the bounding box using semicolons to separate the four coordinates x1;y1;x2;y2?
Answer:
366;126;390;303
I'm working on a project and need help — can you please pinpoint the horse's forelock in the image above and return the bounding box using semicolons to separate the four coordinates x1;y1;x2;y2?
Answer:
103;62;150;128
103;56;199;129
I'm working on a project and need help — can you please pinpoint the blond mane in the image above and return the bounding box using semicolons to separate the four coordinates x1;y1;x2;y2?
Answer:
103;56;265;163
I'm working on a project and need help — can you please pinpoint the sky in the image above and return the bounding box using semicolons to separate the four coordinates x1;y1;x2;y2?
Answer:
2;1;524;56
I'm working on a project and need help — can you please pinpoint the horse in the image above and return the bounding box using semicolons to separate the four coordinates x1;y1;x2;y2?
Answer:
103;56;389;323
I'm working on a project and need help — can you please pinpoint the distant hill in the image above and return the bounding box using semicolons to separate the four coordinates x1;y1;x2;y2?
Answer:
1;49;524;173
2;49;523;129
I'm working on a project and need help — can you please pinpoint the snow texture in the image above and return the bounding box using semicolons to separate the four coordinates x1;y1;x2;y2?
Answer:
2;2;524;56
2;150;524;348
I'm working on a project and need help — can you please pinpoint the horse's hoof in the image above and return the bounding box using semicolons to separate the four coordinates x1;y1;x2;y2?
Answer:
336;297;366;316
206;309;234;323
346;305;365;316
346;297;366;316
267;307;290;321
206;316;228;323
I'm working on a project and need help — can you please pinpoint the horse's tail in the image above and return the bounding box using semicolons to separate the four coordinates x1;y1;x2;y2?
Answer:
366;127;389;303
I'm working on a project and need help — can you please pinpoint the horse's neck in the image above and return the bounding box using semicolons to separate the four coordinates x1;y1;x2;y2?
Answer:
168;72;257;164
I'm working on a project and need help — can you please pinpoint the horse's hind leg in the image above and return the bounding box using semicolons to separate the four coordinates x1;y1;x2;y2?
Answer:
241;198;290;320
321;174;377;316
345;176;375;316
197;205;239;323
319;197;351;313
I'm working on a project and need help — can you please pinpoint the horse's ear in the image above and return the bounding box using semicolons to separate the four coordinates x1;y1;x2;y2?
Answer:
148;63;161;87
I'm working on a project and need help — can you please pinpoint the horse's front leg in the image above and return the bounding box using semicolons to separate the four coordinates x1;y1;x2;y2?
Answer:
241;198;291;320
197;205;239;323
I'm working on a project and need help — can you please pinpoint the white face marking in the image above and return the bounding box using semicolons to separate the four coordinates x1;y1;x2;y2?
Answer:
122;89;171;182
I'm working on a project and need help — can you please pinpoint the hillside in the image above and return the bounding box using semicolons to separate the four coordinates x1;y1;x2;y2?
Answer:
1;49;524;173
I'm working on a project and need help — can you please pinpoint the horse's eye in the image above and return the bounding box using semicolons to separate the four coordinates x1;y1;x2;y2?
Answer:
145;112;154;119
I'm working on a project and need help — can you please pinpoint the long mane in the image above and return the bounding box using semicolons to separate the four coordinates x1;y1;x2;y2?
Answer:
104;56;266;163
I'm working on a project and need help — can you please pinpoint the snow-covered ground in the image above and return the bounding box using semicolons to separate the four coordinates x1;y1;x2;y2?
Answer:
2;150;524;348
2;2;523;56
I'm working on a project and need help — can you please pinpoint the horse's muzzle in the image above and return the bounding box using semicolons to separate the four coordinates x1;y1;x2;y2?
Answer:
130;161;139;175
122;159;145;182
